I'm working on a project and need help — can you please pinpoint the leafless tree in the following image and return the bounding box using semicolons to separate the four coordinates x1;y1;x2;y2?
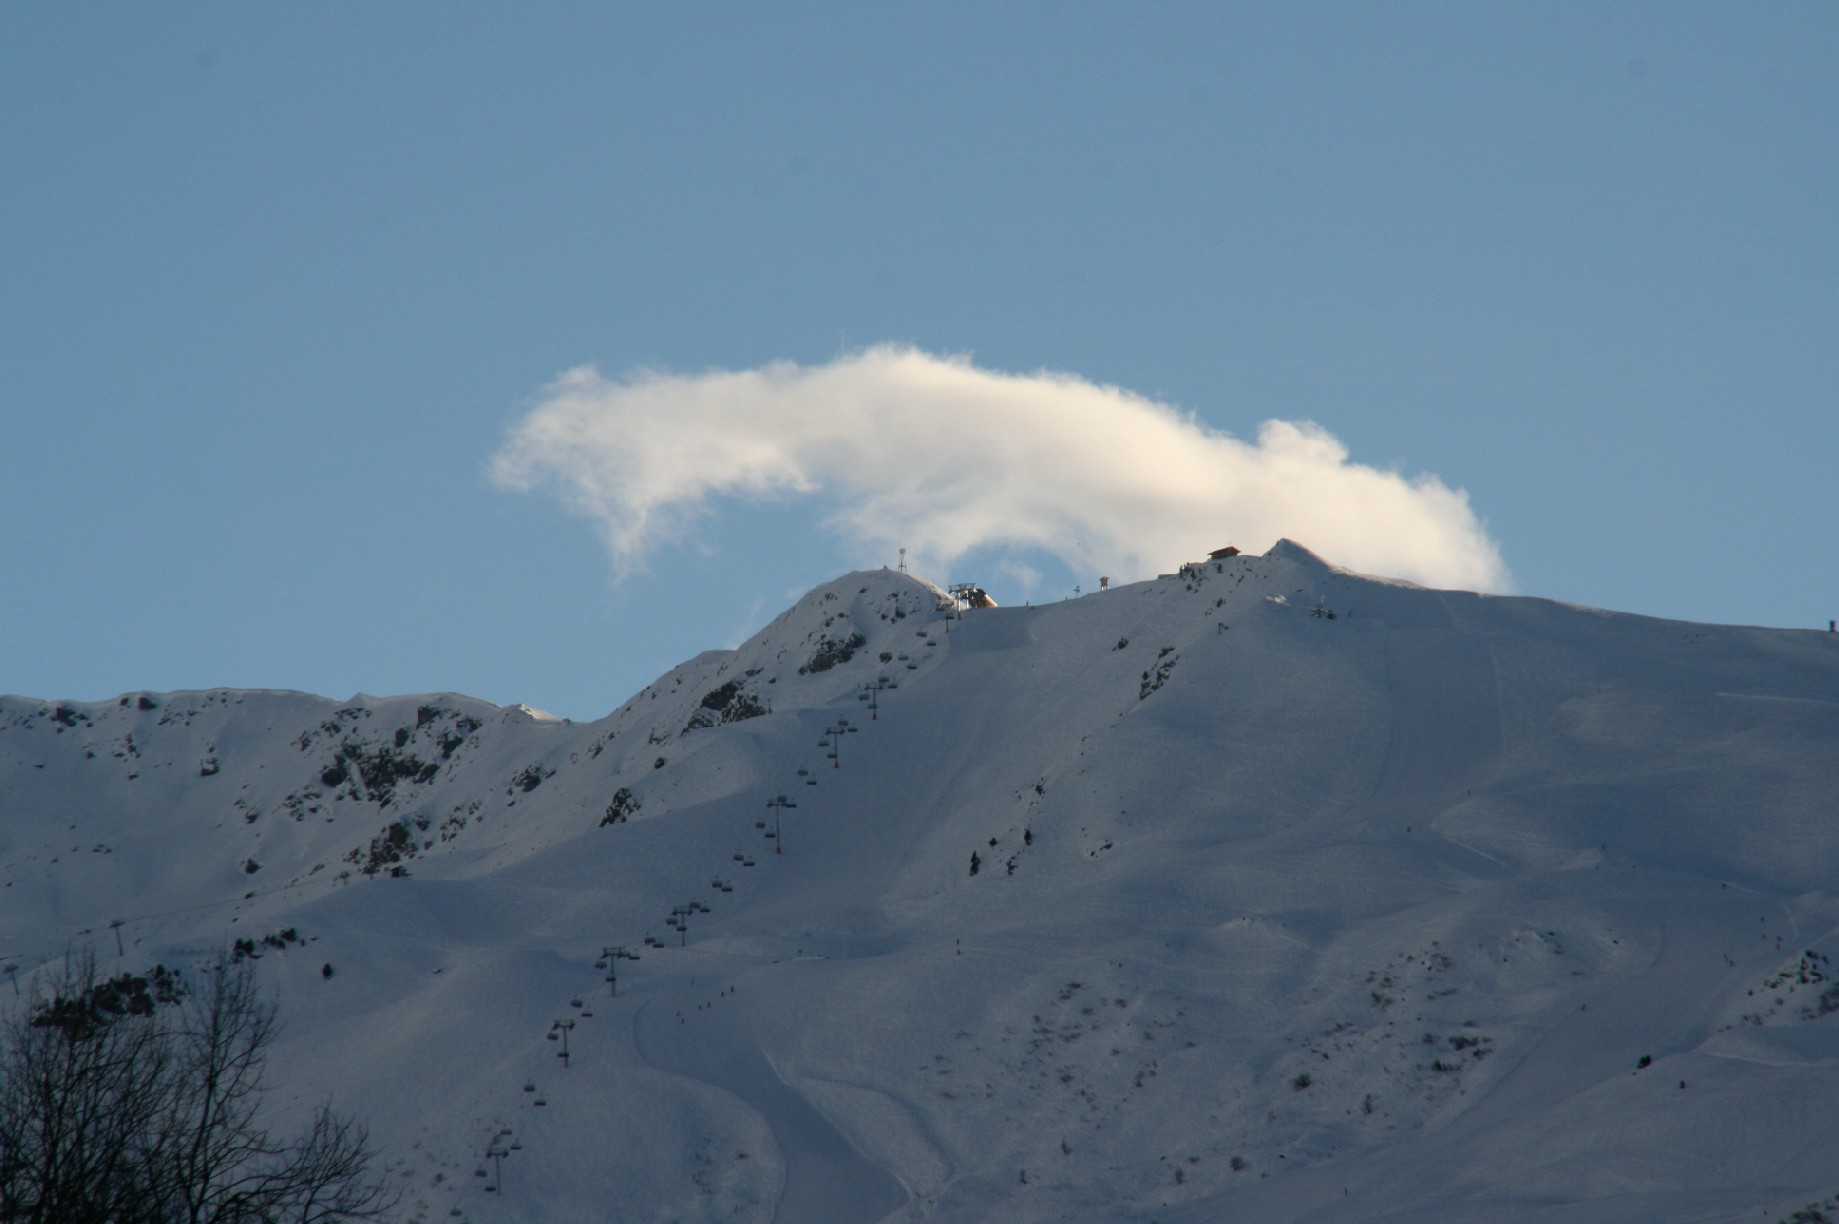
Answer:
0;953;395;1224
0;953;171;1223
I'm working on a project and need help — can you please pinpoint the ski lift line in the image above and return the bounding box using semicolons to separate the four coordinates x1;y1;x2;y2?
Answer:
511;732;891;1176
481;709;890;1161
0;867;339;967
479;669;903;1134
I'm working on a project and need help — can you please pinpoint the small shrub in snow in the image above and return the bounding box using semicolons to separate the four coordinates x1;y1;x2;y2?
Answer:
28;965;183;1035
1140;655;1177;699
1780;1196;1839;1224
348;821;415;875
602;787;639;826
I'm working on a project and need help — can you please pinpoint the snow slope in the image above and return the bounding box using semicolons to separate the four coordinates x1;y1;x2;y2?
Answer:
4;542;1839;1223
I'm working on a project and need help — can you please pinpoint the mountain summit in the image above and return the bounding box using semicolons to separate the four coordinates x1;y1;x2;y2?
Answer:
5;546;1838;1222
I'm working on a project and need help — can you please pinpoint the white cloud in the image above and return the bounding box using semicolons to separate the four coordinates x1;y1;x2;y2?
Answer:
491;346;1510;593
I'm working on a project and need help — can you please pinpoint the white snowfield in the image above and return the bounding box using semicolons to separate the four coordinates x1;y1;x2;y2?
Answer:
5;540;1839;1223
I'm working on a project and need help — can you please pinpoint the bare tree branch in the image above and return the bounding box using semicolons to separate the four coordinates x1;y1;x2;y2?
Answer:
0;953;395;1224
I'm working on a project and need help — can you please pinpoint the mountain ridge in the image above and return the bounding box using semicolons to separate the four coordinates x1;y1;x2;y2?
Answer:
4;546;1839;1222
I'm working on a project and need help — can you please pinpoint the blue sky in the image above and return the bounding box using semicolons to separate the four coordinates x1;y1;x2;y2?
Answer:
4;4;1834;720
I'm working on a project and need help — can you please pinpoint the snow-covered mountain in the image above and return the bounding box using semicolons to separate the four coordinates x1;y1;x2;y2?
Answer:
5;541;1839;1223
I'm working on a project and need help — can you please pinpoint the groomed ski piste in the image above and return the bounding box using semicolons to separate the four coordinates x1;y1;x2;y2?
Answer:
5;540;1839;1223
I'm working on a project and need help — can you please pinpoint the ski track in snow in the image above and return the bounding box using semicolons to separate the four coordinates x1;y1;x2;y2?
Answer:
633;982;907;1223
